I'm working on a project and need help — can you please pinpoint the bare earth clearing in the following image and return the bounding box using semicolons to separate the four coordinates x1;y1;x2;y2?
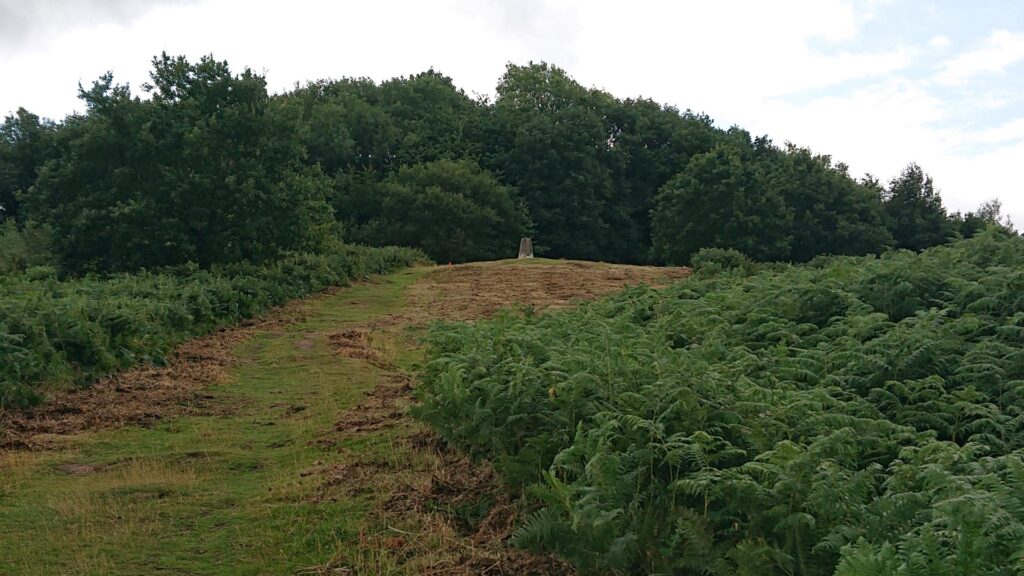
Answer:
0;259;687;575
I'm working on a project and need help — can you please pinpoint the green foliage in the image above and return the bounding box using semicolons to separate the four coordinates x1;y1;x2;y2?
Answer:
883;163;956;251
5;54;1013;273
770;145;893;261
651;138;895;265
0;108;57;222
606;100;721;255
0;220;53;274
950;198;1017;239
24;54;335;273
0;244;426;408
651;139;791;263
416;232;1024;575
690;247;755;274
490;62;625;260
343;159;528;263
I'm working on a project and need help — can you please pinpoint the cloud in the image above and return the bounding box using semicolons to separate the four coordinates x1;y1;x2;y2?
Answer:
543;0;910;121
932;141;1024;220
751;78;950;179
936;29;1024;85
0;0;199;51
0;0;529;118
962;117;1024;146
0;0;1022;226
461;0;581;71
0;0;907;118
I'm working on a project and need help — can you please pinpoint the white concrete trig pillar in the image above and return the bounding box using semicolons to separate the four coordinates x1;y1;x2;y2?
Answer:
518;238;534;259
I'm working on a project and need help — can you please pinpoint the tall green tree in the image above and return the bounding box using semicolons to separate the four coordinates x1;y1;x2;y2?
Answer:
0;108;56;222
286;71;489;229
26;54;334;272
766;145;892;261
9;55;979;270
347;159;527;263
491;62;619;260
377;70;485;166
605;100;721;254
883;163;953;251
951;198;1016;238
286;78;399;176
651;140;792;264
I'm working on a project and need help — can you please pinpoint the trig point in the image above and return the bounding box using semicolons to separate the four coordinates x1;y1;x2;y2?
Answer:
518;237;534;259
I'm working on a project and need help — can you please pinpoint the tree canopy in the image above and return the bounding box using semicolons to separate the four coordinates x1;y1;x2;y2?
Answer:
0;108;55;222
882;163;955;251
650;137;896;265
26;54;334;272
2;55;1013;274
343;158;528;263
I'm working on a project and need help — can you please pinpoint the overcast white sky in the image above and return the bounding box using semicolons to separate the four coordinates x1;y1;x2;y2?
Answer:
2;0;1022;224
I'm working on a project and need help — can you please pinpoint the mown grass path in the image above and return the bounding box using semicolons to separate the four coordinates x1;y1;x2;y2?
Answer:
0;261;685;575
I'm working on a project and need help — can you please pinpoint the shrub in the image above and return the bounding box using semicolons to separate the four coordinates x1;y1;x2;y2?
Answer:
0;221;53;274
0;244;427;408
690;247;754;274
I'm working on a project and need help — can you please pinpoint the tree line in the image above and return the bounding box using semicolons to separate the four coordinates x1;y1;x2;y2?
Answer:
0;54;1014;274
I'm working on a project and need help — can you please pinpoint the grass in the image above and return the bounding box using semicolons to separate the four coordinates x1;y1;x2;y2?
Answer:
0;266;432;575
470;257;586;267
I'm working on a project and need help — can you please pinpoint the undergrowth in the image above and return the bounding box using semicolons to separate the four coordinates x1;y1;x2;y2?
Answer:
0;244;426;407
416;230;1024;575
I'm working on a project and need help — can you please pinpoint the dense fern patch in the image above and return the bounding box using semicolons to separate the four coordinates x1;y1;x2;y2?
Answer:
0;245;425;408
416;231;1024;575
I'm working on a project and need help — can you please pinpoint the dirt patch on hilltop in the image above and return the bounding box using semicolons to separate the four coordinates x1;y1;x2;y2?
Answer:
404;259;688;322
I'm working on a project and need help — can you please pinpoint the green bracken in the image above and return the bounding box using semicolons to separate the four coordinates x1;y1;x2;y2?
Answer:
416;230;1024;575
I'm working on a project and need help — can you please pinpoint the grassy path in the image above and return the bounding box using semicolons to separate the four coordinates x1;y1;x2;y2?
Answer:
0;261;685;575
0;268;430;575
